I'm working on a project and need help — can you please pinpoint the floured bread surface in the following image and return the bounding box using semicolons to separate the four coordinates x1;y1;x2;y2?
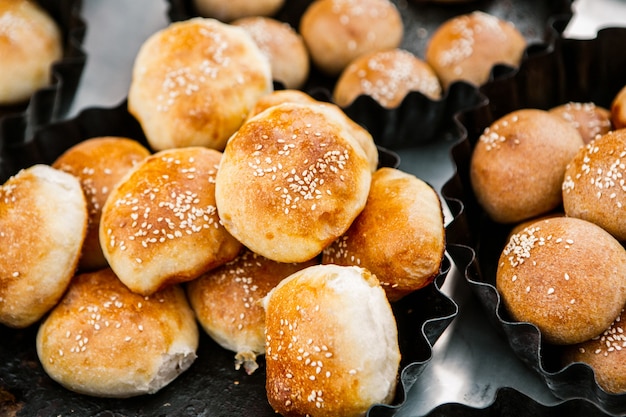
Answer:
323;167;445;301
36;268;199;398
215;102;372;263
128;17;273;151
0;0;63;105
0;164;87;328
186;249;317;374
263;264;400;417
100;147;242;295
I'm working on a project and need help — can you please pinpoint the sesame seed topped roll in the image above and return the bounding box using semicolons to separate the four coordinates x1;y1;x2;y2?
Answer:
262;264;400;417
36;268;199;398
215;102;373;263
612;84;626;129
549;102;612;145
100;146;242;295
496;216;626;345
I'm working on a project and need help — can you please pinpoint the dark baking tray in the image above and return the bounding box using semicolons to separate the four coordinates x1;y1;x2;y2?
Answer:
0;0;86;145
0;101;459;416
166;0;572;149
442;17;626;416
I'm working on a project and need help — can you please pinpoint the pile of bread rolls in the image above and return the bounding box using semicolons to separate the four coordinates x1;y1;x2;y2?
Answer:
0;12;448;416
470;84;626;394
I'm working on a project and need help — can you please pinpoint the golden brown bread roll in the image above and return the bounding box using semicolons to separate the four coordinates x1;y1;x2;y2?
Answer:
100;146;242;295
323;167;445;301
470;109;584;224
247;89;319;120
562;308;626;394
263;264;401;417
549;102;612;144
611;84;626;129
0;164;87;328
192;0;285;22
186;249;318;374
562;128;626;241
36;268;199;398
232;16;310;90
0;0;62;105
333;48;442;108
300;0;403;76
425;11;526;89
52;137;151;271
215;102;372;263
496;216;626;345
128;17;273;151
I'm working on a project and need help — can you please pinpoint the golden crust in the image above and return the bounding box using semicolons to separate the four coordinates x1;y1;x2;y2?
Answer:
0;0;62;105
611;85;626;129
0;165;87;328
128;18;273;151
263;264;400;417
215;102;372;263
563;129;626;241
470;109;584;224
425;11;526;89
192;0;285;22
323;167;445;301
36;268;199;398
549;102;612;144
334;48;442;108
186;249;318;374
53;137;151;271
100;147;242;295
496;216;626;345
300;0;403;76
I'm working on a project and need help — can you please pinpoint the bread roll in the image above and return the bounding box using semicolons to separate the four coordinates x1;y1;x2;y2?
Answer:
186;249;318;374
496;216;626;345
215;102;372;263
100;147;242;295
232;16;309;90
562;308;626;394
247;89;319;120
562;128;626;241
425;11;526;88
192;0;285;22
334;48;442;108
323;167;445;301
300;0;403;76
611;84;626;129
549;102;612;144
36;268;199;398
0;164;87;328
263;264;400;417
53;137;151;271
0;0;62;105
128;17;273;151
470;109;584;224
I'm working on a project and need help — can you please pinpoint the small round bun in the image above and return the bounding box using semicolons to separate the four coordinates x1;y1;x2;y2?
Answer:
563;128;626;241
100;147;242;295
53;137;151;271
247;89;319;120
215;102;372;263
470;109;584;224
300;0;403;76
232;16;309;90
496;216;626;345
611;85;626;129
425;11;526;88
334;49;442;108
0;0;62;105
0;165;87;328
323;167;445;301
549;102;612;144
562;308;626;394
263;264;400;417
186;249;318;374
36;268;199;398
128;18;272;151
192;0;285;22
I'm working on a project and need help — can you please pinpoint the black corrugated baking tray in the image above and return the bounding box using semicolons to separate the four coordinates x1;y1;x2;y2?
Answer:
442;16;626;416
